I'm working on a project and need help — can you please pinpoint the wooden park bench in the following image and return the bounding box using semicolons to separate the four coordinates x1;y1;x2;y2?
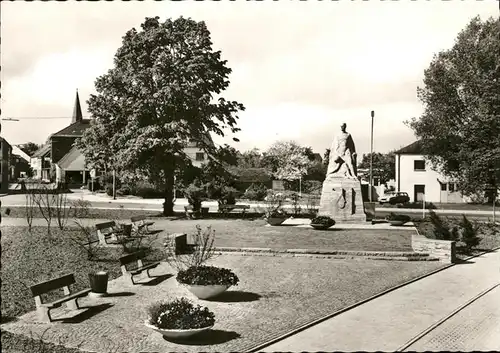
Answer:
30;274;91;323
95;221;126;245
131;215;155;234
218;204;250;216
119;250;160;285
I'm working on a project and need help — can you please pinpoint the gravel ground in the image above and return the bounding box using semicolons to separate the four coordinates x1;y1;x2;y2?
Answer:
2;255;445;353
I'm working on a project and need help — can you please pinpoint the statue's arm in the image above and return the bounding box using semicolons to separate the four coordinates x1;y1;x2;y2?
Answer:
348;134;356;154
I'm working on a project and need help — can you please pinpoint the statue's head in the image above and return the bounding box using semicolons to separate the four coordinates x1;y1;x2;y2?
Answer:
341;123;347;132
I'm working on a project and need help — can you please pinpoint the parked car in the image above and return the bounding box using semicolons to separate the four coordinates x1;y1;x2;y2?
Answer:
379;191;410;205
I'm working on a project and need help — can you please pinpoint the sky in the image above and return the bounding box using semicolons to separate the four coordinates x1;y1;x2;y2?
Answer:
1;1;498;158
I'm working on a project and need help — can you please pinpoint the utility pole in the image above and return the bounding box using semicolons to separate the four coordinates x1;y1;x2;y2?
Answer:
112;169;116;200
369;110;374;202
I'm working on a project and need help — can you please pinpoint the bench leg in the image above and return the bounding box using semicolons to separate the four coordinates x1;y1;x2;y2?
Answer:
97;230;107;246
146;268;154;278
130;273;137;285
37;306;52;323
65;298;79;311
63;286;79;310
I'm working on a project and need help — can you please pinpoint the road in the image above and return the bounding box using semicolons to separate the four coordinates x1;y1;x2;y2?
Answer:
0;193;498;221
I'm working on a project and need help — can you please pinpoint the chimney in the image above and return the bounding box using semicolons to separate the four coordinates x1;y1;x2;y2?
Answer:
72;89;83;124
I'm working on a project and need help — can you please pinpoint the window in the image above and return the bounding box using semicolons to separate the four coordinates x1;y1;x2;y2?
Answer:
414;160;426;171
374;178;379;186
449;183;455;192
440;183;447;191
195;152;205;161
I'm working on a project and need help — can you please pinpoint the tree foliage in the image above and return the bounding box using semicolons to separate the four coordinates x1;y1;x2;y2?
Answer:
19;142;40;157
406;16;500;196
262;140;313;181
358;152;395;184
76;16;244;215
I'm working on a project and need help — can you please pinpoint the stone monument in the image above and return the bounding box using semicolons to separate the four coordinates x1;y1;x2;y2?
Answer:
318;123;366;223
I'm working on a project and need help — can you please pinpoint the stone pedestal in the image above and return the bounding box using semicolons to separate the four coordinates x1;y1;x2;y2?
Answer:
318;175;366;223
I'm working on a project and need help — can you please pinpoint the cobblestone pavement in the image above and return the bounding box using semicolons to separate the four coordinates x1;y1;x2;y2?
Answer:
406;285;500;352
263;250;500;352
0;255;443;353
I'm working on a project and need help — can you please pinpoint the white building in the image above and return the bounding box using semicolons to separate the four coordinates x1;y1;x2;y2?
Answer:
394;141;465;203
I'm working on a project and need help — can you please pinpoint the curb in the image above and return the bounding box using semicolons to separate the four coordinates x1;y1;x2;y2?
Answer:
214;247;435;261
244;246;500;353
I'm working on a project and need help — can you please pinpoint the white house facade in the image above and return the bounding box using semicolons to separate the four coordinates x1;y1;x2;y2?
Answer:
394;141;466;203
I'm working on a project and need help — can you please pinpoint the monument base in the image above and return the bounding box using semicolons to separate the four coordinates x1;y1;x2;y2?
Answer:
318;175;367;223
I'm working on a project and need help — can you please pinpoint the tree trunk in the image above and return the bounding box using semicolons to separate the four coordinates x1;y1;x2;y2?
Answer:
163;171;175;216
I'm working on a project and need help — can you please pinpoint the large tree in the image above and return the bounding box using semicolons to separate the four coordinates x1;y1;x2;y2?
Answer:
406;16;500;197
358;152;395;184
262;140;313;181
77;17;244;215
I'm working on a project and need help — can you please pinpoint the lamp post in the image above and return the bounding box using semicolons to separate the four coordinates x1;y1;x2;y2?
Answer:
369;110;374;202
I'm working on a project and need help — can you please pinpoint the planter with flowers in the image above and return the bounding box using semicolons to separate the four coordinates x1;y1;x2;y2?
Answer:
177;265;239;299
145;297;215;339
263;190;289;226
165;225;240;300
310;216;336;230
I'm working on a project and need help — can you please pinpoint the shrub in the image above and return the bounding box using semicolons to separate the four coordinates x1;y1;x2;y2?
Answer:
165;225;216;270
459;215;481;251
263;190;287;217
386;213;412;223
183;184;207;211
243;183;268;201
311;216;335;227
69;198;91;218
118;185;131;196
427;211;457;240
105;183;114;197
147;297;215;330
176;265;239;286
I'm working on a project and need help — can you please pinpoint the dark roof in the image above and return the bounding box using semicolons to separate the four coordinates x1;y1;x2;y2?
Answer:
32;144;51;158
0;137;12;149
57;146;85;171
394;140;424;155
72;90;83;124
52;119;91;137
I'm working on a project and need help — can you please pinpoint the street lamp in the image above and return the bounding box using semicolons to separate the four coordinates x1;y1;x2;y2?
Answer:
369;110;375;202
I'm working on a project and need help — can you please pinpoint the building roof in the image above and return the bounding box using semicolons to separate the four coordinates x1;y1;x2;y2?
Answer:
394;140;424;155
0;137;12;149
56;146;86;171
32;144;51;158
72;90;83;124
11;146;31;163
52;119;91;137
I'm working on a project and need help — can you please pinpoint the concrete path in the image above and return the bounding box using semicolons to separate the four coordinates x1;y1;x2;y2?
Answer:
261;250;500;352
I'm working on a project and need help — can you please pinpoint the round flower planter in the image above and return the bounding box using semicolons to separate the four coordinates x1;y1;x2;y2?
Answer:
310;223;332;230
266;217;287;226
185;284;231;299
144;321;213;339
388;220;407;226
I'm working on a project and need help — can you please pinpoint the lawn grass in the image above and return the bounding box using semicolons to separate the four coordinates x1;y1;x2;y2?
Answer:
3;206;161;220
149;218;415;252
1;226;164;320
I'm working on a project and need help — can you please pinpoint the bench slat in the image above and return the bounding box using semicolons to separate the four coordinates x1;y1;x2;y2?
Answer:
129;262;160;275
119;250;146;266
40;288;91;308
95;221;117;230
31;274;76;297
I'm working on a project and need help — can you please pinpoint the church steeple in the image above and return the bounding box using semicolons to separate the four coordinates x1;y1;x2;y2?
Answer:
71;89;83;124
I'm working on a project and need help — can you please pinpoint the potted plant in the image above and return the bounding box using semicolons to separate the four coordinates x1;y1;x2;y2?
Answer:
310;216;336;230
165;225;239;300
177;265;239;299
386;213;412;226
264;190;288;226
88;271;109;297
145;297;215;339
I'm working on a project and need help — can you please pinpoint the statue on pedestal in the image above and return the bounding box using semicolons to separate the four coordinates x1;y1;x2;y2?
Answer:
319;122;366;223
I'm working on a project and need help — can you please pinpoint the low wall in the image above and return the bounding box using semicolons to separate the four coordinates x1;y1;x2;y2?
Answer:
412;234;456;264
